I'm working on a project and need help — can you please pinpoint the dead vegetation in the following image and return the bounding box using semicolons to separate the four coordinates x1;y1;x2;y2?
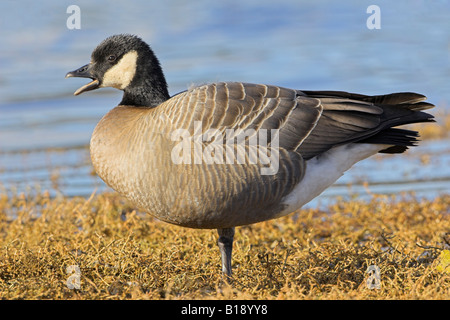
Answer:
0;190;449;300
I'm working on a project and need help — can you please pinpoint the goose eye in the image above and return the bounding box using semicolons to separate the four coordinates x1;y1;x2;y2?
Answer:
108;55;116;62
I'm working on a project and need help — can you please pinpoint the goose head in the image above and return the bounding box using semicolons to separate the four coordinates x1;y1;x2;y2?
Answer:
66;34;170;107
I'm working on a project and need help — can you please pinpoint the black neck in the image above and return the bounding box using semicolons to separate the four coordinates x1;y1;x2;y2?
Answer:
120;81;170;107
120;51;170;107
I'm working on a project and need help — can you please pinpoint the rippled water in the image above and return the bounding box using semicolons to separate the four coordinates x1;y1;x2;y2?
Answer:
0;0;449;206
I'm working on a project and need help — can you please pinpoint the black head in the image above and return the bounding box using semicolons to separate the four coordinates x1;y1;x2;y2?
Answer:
66;34;170;107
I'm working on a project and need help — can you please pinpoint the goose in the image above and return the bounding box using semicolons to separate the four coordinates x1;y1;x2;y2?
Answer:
66;34;434;277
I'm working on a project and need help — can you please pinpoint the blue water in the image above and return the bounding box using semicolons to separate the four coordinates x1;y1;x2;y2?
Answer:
0;0;449;205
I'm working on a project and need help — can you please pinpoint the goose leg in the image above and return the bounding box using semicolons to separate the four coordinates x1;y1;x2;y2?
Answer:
217;227;235;277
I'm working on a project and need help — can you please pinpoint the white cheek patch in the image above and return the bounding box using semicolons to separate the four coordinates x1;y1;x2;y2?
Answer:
101;50;138;89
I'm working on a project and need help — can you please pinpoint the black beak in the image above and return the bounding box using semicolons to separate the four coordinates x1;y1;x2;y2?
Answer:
66;63;100;95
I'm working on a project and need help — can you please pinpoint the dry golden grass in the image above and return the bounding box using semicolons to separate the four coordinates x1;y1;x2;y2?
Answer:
0;190;449;300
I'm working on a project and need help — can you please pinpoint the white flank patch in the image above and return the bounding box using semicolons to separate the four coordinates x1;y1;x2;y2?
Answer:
101;50;138;90
277;143;390;217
